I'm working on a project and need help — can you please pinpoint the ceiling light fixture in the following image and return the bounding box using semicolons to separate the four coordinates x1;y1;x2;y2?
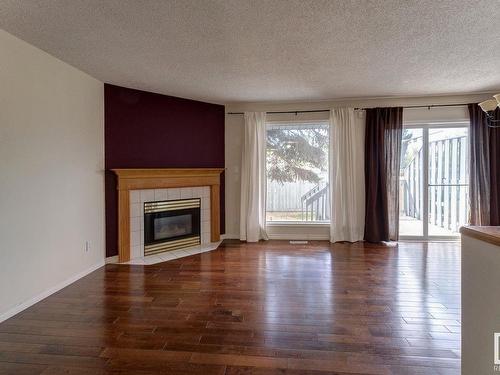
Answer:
478;94;500;128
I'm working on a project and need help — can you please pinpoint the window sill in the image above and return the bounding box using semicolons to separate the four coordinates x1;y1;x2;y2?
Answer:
266;221;329;227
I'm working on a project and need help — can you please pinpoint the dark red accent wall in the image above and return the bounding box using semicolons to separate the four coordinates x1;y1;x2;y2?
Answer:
105;84;225;257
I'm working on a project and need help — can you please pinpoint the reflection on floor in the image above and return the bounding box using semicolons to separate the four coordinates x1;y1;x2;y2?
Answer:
0;240;460;374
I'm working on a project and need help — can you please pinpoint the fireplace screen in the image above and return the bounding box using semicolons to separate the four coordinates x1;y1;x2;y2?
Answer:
144;198;200;256
154;214;192;241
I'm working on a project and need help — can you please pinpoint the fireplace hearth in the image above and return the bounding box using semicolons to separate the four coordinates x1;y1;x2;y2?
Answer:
143;198;201;256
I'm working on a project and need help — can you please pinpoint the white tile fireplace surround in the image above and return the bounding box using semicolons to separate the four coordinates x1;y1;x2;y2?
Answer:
115;186;221;265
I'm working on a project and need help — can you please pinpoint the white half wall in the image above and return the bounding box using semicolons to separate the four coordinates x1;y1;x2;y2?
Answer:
0;30;105;320
461;234;500;375
225;93;493;239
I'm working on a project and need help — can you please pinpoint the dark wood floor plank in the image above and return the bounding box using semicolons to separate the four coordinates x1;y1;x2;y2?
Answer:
0;362;47;375
0;241;461;374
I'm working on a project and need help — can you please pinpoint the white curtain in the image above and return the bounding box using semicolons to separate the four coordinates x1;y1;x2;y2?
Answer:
240;112;269;242
329;108;365;242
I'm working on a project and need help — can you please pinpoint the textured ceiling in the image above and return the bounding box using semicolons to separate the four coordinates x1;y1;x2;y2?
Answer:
1;0;500;104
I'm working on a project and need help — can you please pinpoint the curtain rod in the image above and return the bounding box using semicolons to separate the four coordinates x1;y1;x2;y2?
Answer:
226;103;470;115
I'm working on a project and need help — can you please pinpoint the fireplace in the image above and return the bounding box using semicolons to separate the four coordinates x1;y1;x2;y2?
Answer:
143;198;201;256
113;168;223;262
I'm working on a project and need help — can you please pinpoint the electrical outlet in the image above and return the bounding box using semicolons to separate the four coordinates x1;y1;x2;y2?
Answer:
84;241;91;252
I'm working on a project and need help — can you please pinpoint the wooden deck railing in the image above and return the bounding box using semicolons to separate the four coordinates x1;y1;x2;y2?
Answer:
400;135;468;233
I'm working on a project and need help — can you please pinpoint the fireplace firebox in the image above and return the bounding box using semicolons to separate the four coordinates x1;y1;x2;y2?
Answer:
143;198;201;256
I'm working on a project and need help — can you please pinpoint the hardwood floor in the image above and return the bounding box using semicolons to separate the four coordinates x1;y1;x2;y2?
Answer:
0;240;461;374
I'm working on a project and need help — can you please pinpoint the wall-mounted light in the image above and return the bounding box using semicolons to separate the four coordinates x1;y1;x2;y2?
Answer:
479;94;500;128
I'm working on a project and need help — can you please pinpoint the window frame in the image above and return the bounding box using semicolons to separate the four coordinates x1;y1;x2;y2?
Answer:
265;119;330;226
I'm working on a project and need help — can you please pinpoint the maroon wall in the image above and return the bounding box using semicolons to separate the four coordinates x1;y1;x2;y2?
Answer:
105;84;225;257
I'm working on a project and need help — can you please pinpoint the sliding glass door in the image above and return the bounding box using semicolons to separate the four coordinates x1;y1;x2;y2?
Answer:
399;124;469;239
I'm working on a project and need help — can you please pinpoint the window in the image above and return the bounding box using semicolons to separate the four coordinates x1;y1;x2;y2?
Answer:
266;121;329;223
399;123;469;238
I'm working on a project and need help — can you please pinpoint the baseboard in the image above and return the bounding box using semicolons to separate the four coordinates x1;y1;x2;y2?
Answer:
0;260;105;323
220;233;240;240
267;233;330;240
105;255;119;264
221;233;329;241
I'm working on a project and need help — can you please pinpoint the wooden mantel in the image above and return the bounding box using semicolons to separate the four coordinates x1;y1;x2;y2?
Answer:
112;168;224;262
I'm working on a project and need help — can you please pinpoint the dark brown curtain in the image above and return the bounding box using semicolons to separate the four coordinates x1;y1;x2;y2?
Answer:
364;107;403;242
468;104;500;225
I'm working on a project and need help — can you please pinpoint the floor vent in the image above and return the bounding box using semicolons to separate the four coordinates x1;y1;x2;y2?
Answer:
289;240;308;244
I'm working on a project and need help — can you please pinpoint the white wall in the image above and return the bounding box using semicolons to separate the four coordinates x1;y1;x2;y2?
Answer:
224;113;245;239
0;30;105;320
225;93;493;239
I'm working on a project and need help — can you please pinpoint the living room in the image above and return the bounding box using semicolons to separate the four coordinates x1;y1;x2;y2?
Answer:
1;1;500;374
